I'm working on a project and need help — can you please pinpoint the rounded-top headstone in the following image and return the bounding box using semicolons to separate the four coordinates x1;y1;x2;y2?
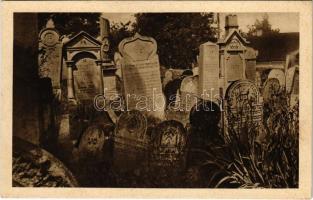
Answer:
262;78;281;103
268;69;285;87
151;120;187;166
78;125;106;159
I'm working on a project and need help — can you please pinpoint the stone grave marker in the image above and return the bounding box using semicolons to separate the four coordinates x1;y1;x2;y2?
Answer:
118;33;165;119
150;120;187;168
73;57;102;103
225;80;263;131
38;19;62;94
63;31;102;104
113;110;148;171
162;70;173;89
198;41;219;100
286;66;299;107
245;47;257;82
78;125;106;161
268;69;285;87
180;75;199;111
262;78;281;103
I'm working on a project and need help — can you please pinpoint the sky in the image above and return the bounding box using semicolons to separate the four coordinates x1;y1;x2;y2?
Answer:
101;12;299;33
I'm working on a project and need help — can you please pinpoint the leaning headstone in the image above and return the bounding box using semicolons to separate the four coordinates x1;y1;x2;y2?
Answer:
118;33;165;119
268;69;285;87
262;78;281;103
113;110;148;171
198;42;219;100
38;19;62;95
225;80;263;131
150;120;187;168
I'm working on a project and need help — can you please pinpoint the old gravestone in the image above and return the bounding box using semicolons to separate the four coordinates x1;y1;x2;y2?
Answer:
64;31;102;104
286;66;299;107
225;80;263;132
262;78;281;103
268;69;285;87
245;47;257;82
198;41;219;100
118;33;165;119
38;19;62;93
73;58;101;102
99;17;120;101
113;110;148;170
180;75;199;111
150;120;187;168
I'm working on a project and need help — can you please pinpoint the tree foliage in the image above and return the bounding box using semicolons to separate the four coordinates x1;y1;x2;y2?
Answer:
133;13;217;69
38;13;101;37
247;14;280;37
108;22;134;60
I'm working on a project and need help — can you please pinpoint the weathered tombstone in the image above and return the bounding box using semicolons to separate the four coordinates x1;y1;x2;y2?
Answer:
38;19;63;94
64;31;102;104
114;52;122;79
192;66;199;76
286;66;299;107
262;78;281;103
162;70;173;89
225;80;263;132
198;41;220;100
73;57;102;103
113;110;148;170
78;125;106;160
118;33;165;119
268;69;285;87
180;75;199;112
99;17;120;101
245;47;257;82
151;120;187;168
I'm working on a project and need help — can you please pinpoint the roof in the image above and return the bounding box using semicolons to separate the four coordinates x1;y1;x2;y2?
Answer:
63;31;102;48
247;32;299;62
217;29;250;45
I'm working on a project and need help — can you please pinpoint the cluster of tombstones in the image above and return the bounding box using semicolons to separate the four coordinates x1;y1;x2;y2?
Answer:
37;17;298;186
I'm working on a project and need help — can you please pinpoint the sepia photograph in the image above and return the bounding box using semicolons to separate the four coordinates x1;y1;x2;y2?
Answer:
0;1;312;198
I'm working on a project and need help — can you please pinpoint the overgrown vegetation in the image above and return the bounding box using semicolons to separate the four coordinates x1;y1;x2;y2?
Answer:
195;90;299;188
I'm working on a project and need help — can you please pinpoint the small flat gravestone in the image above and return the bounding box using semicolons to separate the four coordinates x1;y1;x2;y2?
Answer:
118;33;165;119
262;78;281;103
150;120;187;168
113;110;148;171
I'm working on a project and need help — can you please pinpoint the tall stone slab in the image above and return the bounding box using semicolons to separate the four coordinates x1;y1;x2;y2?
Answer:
245;47;257;82
198;42;220;101
118;33;165;119
38;19;62;92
